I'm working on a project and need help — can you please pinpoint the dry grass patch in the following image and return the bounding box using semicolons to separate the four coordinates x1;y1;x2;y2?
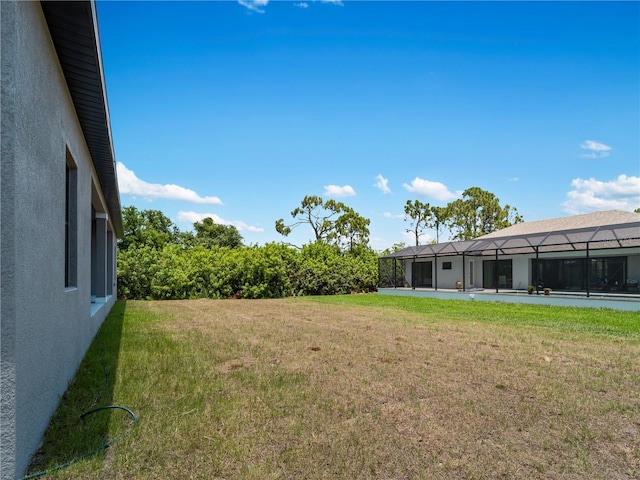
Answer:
33;298;639;479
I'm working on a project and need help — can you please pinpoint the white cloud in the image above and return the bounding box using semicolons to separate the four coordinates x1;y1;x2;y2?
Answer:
374;174;391;194
117;162;222;204
177;211;264;232
177;211;223;224
580;140;612;159
369;236;392;252
383;212;404;219
402;177;457;201
294;2;309;8
324;184;356;197
508;177;519;182
238;0;268;13
401;230;433;246
562;174;640;214
322;0;343;5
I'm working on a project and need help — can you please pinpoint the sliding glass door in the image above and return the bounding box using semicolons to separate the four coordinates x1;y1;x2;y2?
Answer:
413;261;433;288
483;259;512;289
532;256;626;291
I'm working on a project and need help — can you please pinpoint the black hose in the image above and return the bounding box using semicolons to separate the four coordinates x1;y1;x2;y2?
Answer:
18;405;137;480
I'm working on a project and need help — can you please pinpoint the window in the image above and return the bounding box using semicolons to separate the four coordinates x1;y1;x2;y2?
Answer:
442;261;452;270
589;257;626;291
483;259;512;289
413;261;433;288
65;150;77;288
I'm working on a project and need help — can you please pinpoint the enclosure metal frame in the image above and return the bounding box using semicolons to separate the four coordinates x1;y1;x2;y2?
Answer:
380;222;640;297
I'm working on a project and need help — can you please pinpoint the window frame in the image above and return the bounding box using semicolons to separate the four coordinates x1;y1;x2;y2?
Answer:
65;149;78;289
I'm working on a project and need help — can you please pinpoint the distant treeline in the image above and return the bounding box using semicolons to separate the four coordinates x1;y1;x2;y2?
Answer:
117;206;379;300
117;186;526;299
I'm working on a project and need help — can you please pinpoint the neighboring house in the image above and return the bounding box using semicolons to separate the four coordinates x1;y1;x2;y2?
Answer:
1;2;122;478
379;210;640;298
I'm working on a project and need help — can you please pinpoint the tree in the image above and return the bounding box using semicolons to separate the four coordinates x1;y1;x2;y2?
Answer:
635;208;640;214
446;187;523;241
193;217;243;249
116;205;379;299
331;206;370;253
276;195;370;251
430;205;450;243
119;206;180;251
276;195;342;242
404;199;432;246
380;241;406;257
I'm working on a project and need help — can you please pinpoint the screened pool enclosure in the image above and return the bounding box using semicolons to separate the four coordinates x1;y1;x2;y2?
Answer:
379;212;640;297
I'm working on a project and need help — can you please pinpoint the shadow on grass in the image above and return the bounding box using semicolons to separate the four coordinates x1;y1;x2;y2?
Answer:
23;300;129;478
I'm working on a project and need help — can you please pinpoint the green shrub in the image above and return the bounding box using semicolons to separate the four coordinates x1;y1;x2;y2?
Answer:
117;241;378;300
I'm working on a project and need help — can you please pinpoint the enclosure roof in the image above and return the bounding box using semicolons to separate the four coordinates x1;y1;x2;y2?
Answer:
384;210;640;259
41;1;123;236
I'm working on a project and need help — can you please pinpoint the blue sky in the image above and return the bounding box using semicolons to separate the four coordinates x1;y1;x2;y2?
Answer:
97;1;640;249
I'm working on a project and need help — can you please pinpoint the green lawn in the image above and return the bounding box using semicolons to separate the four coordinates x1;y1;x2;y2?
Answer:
314;294;640;337
26;295;640;479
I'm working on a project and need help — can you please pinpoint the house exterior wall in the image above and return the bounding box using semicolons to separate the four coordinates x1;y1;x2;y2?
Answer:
435;257;458;288
512;256;529;290
403;257;474;290
628;253;640;282
403;260;416;288
1;3;118;478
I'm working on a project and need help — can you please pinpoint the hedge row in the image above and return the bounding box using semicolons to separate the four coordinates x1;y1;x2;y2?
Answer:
117;242;378;300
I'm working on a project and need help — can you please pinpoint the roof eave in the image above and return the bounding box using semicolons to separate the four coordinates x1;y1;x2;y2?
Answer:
41;0;123;237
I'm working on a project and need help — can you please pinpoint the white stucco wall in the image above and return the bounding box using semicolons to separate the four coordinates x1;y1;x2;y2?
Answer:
621;250;640;283
1;3;117;478
404;256;476;290
434;257;458;288
512;256;530;290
